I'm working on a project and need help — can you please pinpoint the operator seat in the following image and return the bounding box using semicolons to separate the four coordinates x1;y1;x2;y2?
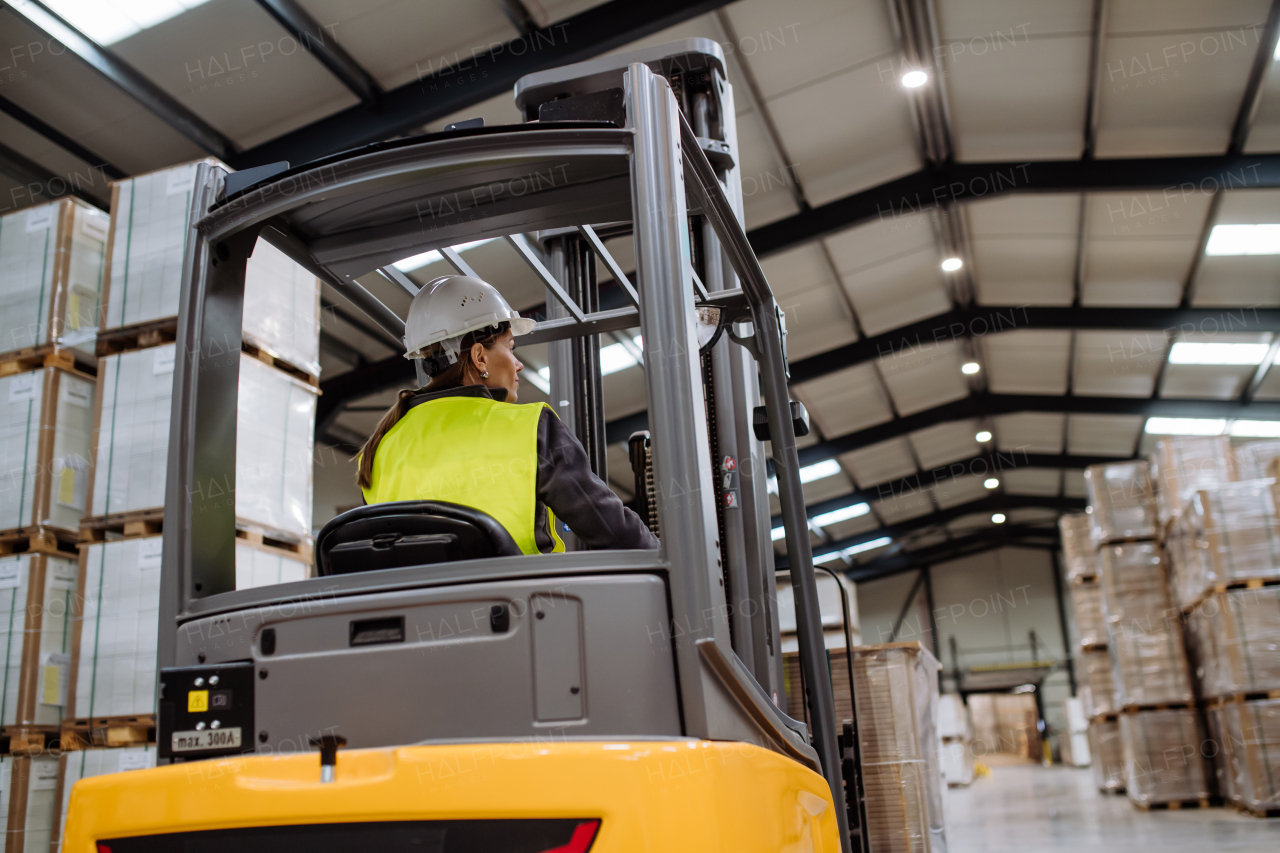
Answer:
316;500;523;576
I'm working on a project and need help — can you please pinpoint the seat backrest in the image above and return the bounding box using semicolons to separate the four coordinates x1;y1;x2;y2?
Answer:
315;501;523;576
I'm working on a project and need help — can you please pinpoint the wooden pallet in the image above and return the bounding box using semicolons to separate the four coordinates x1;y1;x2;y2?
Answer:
0;526;79;557
1097;535;1159;547
79;508;165;543
96;317;179;357
0;726;60;756
1184;577;1280;613
1099;786;1127;795
0;346;84;378
61;714;156;751
1134;797;1215;811
236;527;313;562
1227;799;1280;819
1070;573;1098;585
1081;641;1108;653
1204;690;1280;707
1121;702;1196;714
241;340;319;388
1090;712;1121;723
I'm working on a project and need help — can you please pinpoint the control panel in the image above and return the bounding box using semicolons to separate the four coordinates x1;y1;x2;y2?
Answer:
157;661;255;760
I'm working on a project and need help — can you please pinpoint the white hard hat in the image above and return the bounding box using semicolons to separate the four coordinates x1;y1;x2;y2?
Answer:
403;275;535;360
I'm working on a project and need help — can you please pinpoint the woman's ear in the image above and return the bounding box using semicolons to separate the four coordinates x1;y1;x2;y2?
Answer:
470;341;487;375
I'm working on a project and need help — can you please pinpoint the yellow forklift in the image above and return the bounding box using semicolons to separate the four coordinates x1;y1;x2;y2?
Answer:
64;41;866;853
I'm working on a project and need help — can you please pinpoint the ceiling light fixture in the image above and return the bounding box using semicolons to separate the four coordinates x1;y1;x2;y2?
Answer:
393;238;499;272
991;513;1006;524
1204;224;1280;255
901;70;928;88
961;362;981;375
975;430;992;442
1167;341;1272;365
984;478;999;489
1230;420;1280;437
941;257;963;272
1143;417;1228;436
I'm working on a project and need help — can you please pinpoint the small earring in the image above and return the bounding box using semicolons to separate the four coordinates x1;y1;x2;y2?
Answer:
482;371;489;379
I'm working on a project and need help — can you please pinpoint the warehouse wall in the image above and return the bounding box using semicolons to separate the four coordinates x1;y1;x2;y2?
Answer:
856;545;1075;754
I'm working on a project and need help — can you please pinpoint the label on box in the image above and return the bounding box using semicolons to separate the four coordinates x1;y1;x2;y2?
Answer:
166;166;195;196
0;563;21;590
25;205;53;233
80;210;108;243
139;537;164;569
154;346;176;374
60;377;92;408
48;561;77;591
117;751;153;772
29;760;58;790
40;652;70;707
8;373;36;403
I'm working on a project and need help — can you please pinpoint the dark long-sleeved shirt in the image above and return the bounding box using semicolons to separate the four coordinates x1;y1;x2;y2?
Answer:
404;385;658;552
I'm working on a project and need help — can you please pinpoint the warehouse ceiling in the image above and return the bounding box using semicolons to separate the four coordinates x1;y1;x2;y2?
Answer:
2;0;1280;578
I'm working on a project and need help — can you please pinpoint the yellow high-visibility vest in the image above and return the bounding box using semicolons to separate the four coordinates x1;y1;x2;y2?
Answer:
362;395;565;555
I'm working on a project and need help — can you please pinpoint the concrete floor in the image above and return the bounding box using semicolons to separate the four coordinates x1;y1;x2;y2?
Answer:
943;764;1280;853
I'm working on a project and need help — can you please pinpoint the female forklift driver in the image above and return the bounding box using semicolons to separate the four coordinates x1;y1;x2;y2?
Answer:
357;274;658;554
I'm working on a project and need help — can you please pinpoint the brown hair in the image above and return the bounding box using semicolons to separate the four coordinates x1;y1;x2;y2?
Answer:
355;326;506;490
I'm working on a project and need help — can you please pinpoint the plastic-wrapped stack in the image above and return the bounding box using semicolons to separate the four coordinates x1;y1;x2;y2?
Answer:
1151;436;1237;533
1061;697;1092;768
1121;708;1212;806
0;199;108;361
1059;512;1096;581
1070;581;1105;648
0;366;94;535
88;345;317;542
51;746;155;851
936;694;973;787
0;553;78;732
852;642;946;853
1080;649;1117;719
1177;480;1280;609
1205;698;1280;815
0;754;60;853
1084;460;1159;543
1088;718;1125;793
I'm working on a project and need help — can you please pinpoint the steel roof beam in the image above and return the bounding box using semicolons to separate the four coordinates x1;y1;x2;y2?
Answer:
9;0;236;160
746;152;1280;258
844;524;1059;583
0;138;107;209
232;0;735;168
0;93;126;179
254;0;383;104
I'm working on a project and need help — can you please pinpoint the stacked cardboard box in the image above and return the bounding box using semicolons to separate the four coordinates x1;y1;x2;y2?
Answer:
0;365;94;537
1151;436;1237;533
0;754;59;853
0;554;78;732
1120;707;1212;806
1087;717;1125;793
1059;512;1096;581
1084;460;1159;543
0;199;108;363
1205;697;1280;814
50;746;155;852
937;693;974;787
851;642;945;853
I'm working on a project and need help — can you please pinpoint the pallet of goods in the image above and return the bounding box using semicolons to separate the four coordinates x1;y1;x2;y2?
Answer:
1150;436;1237;535
1205;695;1280;817
1;753;59;853
0;361;95;545
851;642;945;853
1083;460;1159;544
50;746;154;852
1058;512;1095;581
1087;716;1125;793
1120;707;1212;809
0;199;109;366
99;160;320;378
937;693;974;786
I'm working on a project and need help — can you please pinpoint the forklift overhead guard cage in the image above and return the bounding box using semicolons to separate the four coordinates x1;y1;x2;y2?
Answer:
158;53;855;850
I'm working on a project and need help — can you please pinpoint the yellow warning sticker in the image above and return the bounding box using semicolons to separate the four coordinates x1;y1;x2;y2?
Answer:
42;666;60;705
188;690;209;712
59;467;75;505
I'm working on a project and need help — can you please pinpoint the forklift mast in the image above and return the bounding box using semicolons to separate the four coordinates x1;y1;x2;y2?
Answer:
153;40;856;852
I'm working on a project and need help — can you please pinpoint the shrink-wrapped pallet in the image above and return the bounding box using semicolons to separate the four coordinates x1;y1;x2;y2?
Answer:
1186;586;1280;698
0;754;59;853
1070;580;1105;648
69;538;161;719
0;199;108;360
1211;698;1280;812
1061;697;1092;767
852;642;946;853
1236;439;1280;481
89;345;316;541
51;747;154;852
938;741;974;787
1121;708;1211;805
1080;648;1117;718
0;554;77;727
1165;523;1214;611
0;367;93;533
1088;718;1125;792
1151;436;1236;528
936;694;969;741
1059;512;1096;581
101;161;215;330
1098;543;1194;706
102;161;322;376
1084;461;1158;542
1181;481;1280;603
